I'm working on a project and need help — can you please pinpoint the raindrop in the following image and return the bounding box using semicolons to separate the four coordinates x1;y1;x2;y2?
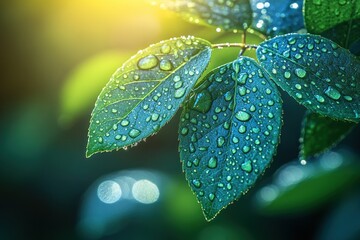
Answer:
159;60;173;71
174;88;186;98
324;86;341;100
138;55;159;70
208;157;218;169
129;129;141;138
235;111;252;122
241;160;253;173
295;68;307;78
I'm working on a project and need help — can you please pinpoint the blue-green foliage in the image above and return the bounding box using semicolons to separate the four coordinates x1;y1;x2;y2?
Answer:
87;36;212;157
250;0;304;37
257;34;360;122
86;0;360;221
178;57;282;220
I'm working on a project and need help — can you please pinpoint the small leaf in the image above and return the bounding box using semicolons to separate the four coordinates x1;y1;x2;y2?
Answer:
304;0;360;34
152;0;253;31
300;111;356;160
321;18;360;57
87;36;212;157
257;33;360;122
250;0;305;37
178;57;282;221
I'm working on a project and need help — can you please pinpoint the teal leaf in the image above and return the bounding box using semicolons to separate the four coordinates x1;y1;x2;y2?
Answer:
321;18;360;57
152;0;252;31
300;111;356;160
304;0;360;34
178;57;282;221
86;36;212;157
250;0;305;37
257;33;360;122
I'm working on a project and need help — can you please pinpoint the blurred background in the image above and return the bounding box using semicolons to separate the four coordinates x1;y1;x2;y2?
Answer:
1;0;360;239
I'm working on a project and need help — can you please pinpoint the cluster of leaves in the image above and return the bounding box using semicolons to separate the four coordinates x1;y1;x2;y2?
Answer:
86;0;360;220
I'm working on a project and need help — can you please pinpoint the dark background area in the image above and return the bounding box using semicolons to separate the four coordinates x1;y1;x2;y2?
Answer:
1;1;360;239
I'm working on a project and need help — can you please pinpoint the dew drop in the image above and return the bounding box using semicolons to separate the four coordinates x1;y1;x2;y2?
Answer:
160;44;171;54
242;146;251;154
284;71;291;79
217;137;225;147
192;179;201;188
238;73;248;84
324;86;341;100
121;119;129;127
315;95;325;103
129;129;141;138
159;59;173;71
174;88;186;98
208;157;218;169
137;55;159;70
208;193;215;201
241;160;253;173
235;111;251;122
344;96;353;101
295;68;307;78
181;127;189;136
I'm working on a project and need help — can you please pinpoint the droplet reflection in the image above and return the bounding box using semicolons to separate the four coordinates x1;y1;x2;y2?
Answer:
132;179;160;204
97;180;122;204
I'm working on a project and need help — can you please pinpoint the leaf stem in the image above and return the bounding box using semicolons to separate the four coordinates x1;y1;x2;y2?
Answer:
238;31;247;57
212;43;258;50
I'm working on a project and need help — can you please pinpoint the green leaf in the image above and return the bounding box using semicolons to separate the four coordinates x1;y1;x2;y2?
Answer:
250;0;305;37
304;0;360;34
257;156;360;214
60;51;133;126
152;0;252;31
86;36;212;157
257;33;360;122
300;111;356;160
178;57;282;221
321;18;360;57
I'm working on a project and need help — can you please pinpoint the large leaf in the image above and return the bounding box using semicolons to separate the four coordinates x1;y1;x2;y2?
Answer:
257;33;360;122
300;111;356;160
86;36;212;157
60;51;132;126
178;57;282;220
152;0;253;31
250;0;305;37
304;0;360;34
321;18;360;57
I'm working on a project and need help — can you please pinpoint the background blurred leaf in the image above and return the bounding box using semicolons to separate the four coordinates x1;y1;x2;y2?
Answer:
250;0;305;37
256;151;360;214
304;0;360;34
317;191;360;240
257;33;360;122
152;0;253;31
59;51;133;126
321;18;360;57
300;111;356;160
